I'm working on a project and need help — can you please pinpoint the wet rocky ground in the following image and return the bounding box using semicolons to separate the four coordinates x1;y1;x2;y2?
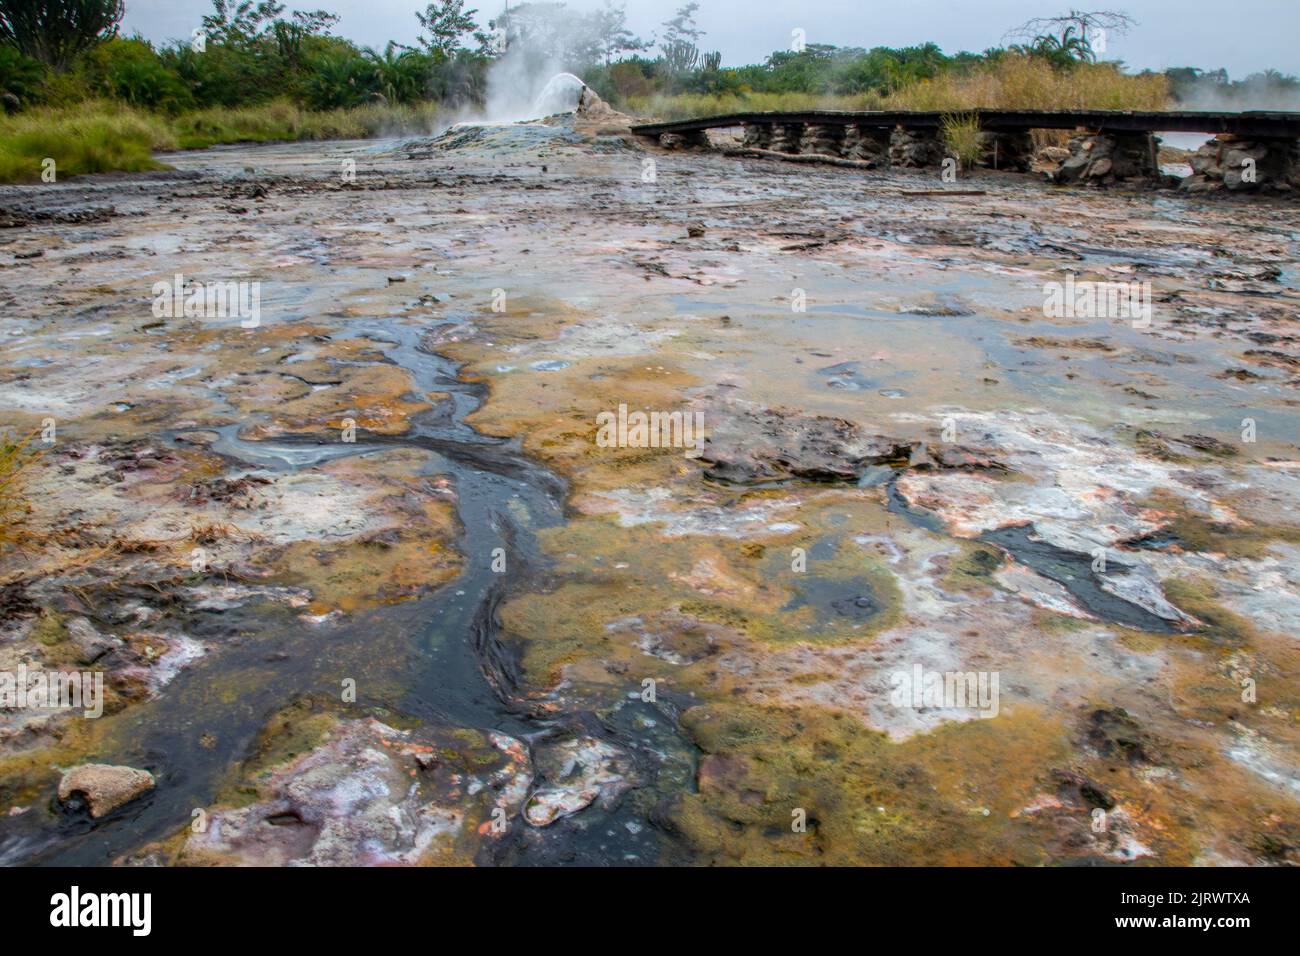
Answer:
0;117;1297;865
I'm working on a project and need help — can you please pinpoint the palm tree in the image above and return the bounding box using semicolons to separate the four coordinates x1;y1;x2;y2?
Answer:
0;0;125;69
364;43;429;104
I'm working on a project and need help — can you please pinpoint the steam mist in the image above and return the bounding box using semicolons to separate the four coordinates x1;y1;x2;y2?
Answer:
483;46;581;123
478;4;602;123
1171;70;1300;112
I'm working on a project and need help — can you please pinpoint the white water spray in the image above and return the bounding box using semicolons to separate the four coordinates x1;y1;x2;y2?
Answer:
530;72;587;118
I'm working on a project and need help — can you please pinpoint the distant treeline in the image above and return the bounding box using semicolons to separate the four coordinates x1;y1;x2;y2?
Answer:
1;0;1296;115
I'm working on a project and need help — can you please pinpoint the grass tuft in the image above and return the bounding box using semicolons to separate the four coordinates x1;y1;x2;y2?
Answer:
0;429;39;545
940;111;983;168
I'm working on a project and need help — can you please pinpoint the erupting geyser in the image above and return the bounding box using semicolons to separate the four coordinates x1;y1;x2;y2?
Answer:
530;73;587;118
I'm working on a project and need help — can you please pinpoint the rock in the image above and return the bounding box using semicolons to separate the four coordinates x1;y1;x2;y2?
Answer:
58;764;155;818
524;736;631;827
926;444;1009;472
768;123;803;154
1050;132;1161;186
799;124;846;156
841;126;891;166
742;123;773;150
576;85;617;120
659;130;710;150
1084;707;1160;765
1180;136;1300;193
174;430;220;446
65;616;117;665
697;401;916;485
524;786;600;826
1052;768;1115;810
686;221;705;238
889;127;945;168
181;718;531;865
1177;434;1237;458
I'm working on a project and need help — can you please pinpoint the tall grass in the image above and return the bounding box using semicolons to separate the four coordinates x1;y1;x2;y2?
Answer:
633;57;1170;121
624;91;870;121
884;57;1170;111
0;101;174;182
170;101;446;149
0;99;448;182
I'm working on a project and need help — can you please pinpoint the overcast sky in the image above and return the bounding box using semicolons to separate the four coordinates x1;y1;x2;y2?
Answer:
121;0;1297;77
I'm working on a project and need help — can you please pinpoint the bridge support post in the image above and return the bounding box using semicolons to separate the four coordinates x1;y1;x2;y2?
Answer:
889;127;946;168
742;122;772;150
658;130;710;150
1182;135;1300;193
769;123;805;154
1051;130;1161;186
799;124;846;157
974;131;1035;171
842;126;891;166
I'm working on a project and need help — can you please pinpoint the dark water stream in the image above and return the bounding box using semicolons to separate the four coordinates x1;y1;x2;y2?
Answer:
2;318;694;866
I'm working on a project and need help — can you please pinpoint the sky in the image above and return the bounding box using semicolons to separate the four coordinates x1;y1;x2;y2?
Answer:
121;0;1299;78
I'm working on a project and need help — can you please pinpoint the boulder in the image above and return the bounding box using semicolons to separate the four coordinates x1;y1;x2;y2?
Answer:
697;401;916;485
58;764;155;818
65;616;117;665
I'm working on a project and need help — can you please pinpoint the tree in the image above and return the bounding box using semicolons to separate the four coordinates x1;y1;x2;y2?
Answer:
202;0;285;47
1021;26;1094;67
593;1;647;66
0;44;43;107
0;0;124;69
416;0;480;56
1004;9;1136;63
660;2;702;50
489;3;606;72
272;9;340;62
365;42;430;103
86;37;191;109
305;47;377;108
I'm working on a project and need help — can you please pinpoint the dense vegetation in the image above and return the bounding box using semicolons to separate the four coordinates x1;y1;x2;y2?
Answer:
0;1;1295;181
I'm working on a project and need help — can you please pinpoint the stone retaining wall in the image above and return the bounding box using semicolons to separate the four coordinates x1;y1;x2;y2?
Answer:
1050;131;1160;186
1181;136;1300;193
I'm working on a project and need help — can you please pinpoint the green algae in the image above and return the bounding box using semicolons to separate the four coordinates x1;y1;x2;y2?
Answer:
669;700;1076;865
1163;577;1259;648
938;541;1006;594
507;507;907;686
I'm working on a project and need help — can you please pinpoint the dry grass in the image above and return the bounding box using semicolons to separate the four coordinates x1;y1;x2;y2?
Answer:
624;91;868;121
940;111;983;167
884;56;1169;111
636;56;1170;122
0;430;39;545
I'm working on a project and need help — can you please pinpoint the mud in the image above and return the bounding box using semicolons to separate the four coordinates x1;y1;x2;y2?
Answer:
0;122;1297;866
